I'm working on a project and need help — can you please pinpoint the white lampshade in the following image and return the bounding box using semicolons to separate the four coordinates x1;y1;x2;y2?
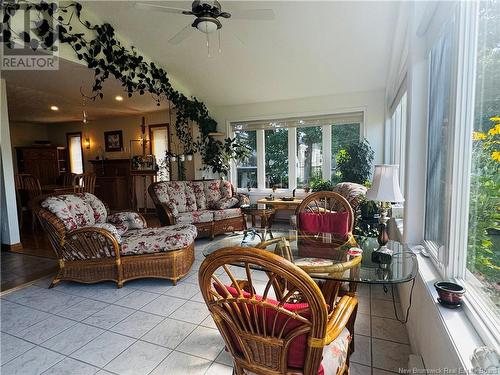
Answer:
366;164;404;203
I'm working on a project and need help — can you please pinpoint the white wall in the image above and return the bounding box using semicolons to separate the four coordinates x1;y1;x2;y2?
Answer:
211;89;386;168
0;79;20;246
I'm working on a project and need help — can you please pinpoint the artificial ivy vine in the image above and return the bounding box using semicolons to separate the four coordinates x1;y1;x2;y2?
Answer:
1;1;249;175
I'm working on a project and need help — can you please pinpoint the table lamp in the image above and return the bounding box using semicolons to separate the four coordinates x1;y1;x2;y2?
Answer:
366;165;404;262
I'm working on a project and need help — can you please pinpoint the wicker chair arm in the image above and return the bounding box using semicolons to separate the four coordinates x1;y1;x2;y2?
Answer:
160;203;176;225
62;226;121;260
324;295;358;345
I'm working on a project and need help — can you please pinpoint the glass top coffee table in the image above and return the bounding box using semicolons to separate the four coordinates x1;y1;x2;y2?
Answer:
203;230;417;285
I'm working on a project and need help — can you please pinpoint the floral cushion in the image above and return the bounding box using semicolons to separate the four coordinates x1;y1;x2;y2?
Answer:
184;183;198;212
220;180;233;198
319;328;351;375
108;212;146;234
81;193;108;223
213;208;242;221
204;180;222;209
176;210;214;224
188;181;207;210
214;197;239;210
166;181;187;213
92;223;123;244
41;194;95;231
120;224;197;255
153;182;170;204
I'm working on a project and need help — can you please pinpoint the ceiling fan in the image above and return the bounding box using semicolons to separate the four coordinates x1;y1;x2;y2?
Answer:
134;1;275;47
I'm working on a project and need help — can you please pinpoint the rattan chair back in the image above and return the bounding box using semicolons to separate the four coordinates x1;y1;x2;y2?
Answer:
199;247;329;375
296;191;354;234
74;173;96;194
19;174;42;202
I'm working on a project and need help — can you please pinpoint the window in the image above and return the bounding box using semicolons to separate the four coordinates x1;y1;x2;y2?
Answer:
231;112;362;191
66;132;83;174
235;130;257;189
331;123;361;174
388;92;407;190
465;0;500;325
424;18;455;259
265;128;289;188
297;126;322;188
149;124;170;181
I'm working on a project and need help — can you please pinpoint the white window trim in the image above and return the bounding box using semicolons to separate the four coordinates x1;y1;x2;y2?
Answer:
420;0;499;348
227;108;366;194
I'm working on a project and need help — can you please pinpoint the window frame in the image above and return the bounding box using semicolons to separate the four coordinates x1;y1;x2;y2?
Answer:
227;109;366;193
422;11;459;268
420;0;500;346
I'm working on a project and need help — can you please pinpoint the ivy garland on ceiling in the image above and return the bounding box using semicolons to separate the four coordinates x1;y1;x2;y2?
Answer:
1;1;249;175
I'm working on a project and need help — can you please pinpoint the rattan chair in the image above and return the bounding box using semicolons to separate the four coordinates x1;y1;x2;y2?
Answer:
16;174;43;230
199;247;358;375
295;191;354;236
60;172;77;186
74;173;96;194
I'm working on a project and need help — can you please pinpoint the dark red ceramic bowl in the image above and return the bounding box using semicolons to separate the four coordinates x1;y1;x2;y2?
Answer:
434;281;465;305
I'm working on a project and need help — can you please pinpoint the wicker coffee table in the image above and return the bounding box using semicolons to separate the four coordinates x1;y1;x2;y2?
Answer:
241;204;275;241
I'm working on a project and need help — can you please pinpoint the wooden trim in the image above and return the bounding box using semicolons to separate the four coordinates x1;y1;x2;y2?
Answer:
1;243;23;252
66;131;85;173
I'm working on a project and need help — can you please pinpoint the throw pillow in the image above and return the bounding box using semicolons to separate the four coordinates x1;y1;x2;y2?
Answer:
214;197;239;210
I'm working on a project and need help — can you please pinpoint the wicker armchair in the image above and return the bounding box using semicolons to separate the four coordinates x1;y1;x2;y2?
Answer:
199;247;358;375
34;192;197;288
295;191;354;240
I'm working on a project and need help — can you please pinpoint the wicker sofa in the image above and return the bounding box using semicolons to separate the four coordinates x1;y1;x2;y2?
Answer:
34;192;197;288
149;180;248;239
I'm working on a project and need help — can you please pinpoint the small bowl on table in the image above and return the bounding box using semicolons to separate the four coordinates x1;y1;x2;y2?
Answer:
434;281;465;308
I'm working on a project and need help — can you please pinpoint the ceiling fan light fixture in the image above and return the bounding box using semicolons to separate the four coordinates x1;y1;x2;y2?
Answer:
194;17;220;33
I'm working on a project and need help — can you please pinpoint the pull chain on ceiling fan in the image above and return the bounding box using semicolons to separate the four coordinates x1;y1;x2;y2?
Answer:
135;0;275;55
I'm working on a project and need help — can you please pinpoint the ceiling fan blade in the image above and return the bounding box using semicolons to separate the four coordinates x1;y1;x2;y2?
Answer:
230;9;275;21
134;2;192;15
169;24;195;45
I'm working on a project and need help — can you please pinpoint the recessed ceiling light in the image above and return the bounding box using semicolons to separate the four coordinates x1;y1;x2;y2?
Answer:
115;95;123;102
50;105;59;111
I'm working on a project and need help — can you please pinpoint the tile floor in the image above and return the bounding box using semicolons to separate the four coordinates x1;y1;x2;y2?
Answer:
0;237;412;375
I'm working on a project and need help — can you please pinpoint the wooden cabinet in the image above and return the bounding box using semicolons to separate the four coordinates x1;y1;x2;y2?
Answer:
89;159;132;210
16;146;67;186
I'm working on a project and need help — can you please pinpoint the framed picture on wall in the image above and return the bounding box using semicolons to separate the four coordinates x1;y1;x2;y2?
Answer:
104;130;123;152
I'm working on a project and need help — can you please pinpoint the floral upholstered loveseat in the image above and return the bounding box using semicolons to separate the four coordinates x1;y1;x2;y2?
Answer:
148;180;249;239
34;192;197;287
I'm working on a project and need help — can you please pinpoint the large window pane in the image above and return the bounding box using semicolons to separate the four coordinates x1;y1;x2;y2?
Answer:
265;128;288;188
235;130;257;189
297;126;322;188
67;132;83;174
150;126;170;181
424;19;455;252
466;0;500;317
331;123;360;173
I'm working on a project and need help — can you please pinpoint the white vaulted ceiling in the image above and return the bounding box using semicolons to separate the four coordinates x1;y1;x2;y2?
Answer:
83;1;399;106
4;1;399;122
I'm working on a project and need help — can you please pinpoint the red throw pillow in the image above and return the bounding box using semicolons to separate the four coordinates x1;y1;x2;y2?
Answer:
213;284;310;369
299;211;349;237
